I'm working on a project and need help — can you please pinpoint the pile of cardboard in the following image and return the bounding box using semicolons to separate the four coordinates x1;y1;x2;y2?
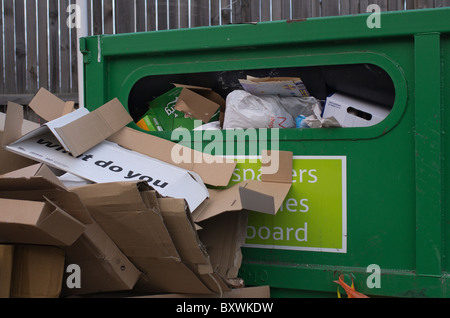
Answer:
0;88;292;298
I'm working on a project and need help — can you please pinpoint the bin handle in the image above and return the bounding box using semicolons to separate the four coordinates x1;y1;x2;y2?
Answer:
334;274;369;298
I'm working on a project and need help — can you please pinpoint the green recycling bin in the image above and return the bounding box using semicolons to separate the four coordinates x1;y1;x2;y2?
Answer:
82;7;450;297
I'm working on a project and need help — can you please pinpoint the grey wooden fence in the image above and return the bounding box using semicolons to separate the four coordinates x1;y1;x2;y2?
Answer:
1;0;449;107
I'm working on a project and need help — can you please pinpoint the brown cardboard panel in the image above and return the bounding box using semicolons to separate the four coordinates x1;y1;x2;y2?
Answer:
175;88;221;123
197;211;248;280
0;164;93;225
0;198;86;246
72;181;228;295
72;182;180;260
54;98;133;157
192;180;291;223
260;150;293;183
28;87;70;122
61;221;142;296
192;150;293;222
0;245;14;298
10;245;65;298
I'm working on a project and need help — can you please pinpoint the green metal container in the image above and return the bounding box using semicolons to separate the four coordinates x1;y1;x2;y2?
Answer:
81;8;450;297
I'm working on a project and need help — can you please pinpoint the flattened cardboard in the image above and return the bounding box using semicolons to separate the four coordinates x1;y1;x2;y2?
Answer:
71;182;180;261
0;197;86;246
54;98;133;157
72;181;229;295
0;163;93;225
192;151;293;280
10;245;65;298
7;96;132;158
197;211;248;280
4;102;209;212
157;198;209;267
108;126;236;187
0;245;14;298
0;111;38;175
61;221;142;296
28;87;75;122
192;151;293;223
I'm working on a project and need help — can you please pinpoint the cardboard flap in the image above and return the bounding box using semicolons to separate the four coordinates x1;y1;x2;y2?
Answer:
239;180;291;214
1;164;66;190
192;151;293;223
260;150;293;183
11;245;65;298
37;198;87;246
72;182;181;260
175;89;220;123
173;83;212;92
0;198;86;246
193;179;292;223
239;186;275;215
0;164;94;225
3;102;24;147
54;98;133;157
61;221;142;296
28;88;69;122
158;197;211;266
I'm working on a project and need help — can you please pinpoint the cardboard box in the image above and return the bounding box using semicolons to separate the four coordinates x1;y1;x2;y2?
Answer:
239;76;310;97
136;108;164;132
137;84;223;131
322;92;391;128
4;98;211;212
0;245;14;298
10;245;65;298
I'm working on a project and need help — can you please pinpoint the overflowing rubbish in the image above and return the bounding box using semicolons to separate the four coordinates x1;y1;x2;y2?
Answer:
0;88;292;298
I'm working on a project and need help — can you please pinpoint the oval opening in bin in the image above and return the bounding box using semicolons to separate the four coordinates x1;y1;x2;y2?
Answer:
127;63;395;132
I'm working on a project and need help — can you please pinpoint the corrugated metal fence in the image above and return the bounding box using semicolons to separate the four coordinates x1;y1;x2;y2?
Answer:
1;0;449;107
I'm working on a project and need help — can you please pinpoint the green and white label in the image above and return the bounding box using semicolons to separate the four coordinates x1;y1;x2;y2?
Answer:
229;156;347;253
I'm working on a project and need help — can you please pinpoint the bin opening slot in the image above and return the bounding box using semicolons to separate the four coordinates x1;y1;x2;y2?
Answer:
128;63;395;130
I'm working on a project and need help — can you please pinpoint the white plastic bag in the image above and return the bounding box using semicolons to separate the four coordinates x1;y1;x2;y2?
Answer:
304;104;341;128
279;95;318;119
224;90;295;129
